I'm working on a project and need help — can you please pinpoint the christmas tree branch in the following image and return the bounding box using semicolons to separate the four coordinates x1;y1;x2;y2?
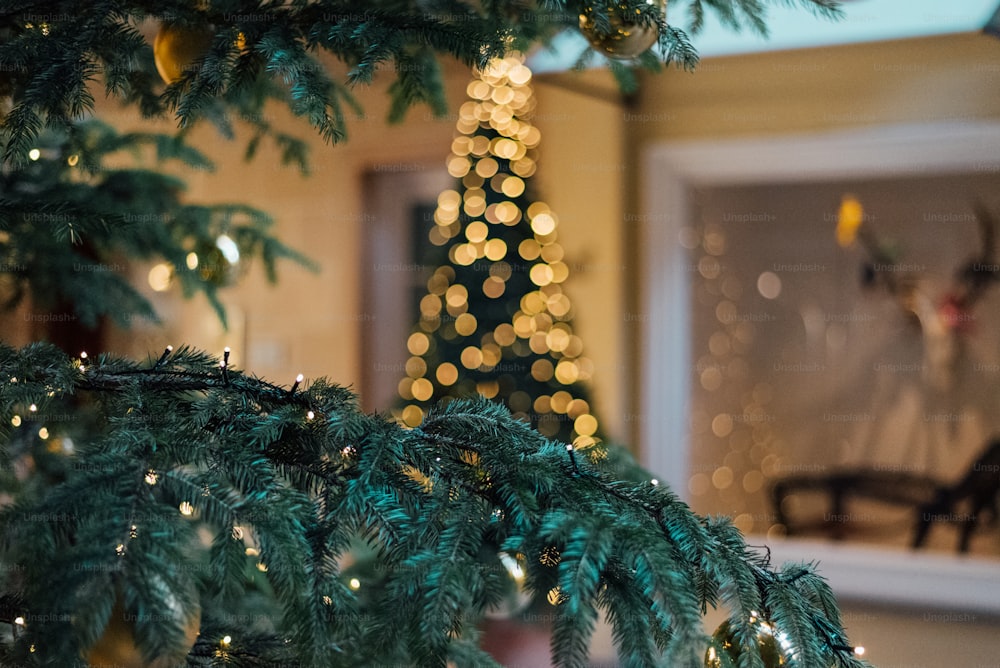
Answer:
0;0;842;165
0;343;868;667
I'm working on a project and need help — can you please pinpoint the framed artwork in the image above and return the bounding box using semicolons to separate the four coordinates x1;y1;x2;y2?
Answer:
640;121;1000;614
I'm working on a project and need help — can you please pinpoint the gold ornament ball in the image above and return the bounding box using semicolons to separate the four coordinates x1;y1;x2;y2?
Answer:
153;22;215;84
705;618;790;668
578;0;666;60
197;245;238;287
88;590;201;668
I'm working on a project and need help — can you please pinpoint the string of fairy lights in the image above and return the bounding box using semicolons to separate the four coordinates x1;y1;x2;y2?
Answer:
3;346;301;660
397;56;600;449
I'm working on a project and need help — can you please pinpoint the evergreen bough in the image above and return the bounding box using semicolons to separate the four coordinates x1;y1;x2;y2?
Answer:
0;118;314;330
0;0;842;165
0;343;870;667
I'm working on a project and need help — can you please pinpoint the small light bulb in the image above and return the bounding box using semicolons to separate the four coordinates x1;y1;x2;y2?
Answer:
28;148;40;161
306;410;315;420
14;616;25;626
256;562;268;572
179;501;194;516
855;647;866;657
28;404;37;412
144;470;158;485
221;635;232;646
11;415;21;427
80;351;87;359
349;577;361;590
115;544;125;556
296;373;304;383
38;427;49;440
651;478;659;486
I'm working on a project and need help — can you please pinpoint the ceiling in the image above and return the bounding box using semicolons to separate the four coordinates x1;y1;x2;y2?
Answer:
528;0;1000;73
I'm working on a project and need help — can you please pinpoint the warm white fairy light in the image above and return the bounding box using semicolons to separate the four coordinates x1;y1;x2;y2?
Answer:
10;415;21;427
221;635;232;646
115;543;125;556
306;410;315;420
148;263;173;292
144;470;158;485
37;427;49;440
179;501;194;516
349;577;361;590
651;478;659;486
28;404;37;412
855;646;866;656
13;616;25;626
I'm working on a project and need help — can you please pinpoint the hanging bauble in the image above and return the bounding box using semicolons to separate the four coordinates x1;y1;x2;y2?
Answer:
190;234;242;287
484;551;533;619
87;581;201;668
153;21;214;84
704;617;790;668
578;0;666;60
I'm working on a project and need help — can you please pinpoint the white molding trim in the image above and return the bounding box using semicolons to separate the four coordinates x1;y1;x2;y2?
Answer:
640;120;1000;613
763;537;1000;616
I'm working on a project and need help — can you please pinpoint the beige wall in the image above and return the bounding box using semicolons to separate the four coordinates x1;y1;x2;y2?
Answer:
630;32;1000;143
626;31;1000;668
101;64;469;388
532;80;627;442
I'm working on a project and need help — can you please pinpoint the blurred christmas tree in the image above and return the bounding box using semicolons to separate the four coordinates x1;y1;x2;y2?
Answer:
398;56;601;450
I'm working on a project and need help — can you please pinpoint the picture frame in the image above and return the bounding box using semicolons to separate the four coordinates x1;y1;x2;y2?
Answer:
639;120;1000;615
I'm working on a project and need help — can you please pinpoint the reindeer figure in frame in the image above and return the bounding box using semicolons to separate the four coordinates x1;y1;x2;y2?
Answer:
771;200;1000;552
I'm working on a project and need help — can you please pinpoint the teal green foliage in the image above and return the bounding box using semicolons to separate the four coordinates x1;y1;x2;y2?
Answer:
0;1;842;164
0;119;315;329
0;344;870;667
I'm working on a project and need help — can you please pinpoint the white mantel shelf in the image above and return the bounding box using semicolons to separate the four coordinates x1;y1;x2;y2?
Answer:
761;536;1000;616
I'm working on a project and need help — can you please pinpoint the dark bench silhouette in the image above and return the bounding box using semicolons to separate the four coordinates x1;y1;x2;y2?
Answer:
770;438;1000;552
